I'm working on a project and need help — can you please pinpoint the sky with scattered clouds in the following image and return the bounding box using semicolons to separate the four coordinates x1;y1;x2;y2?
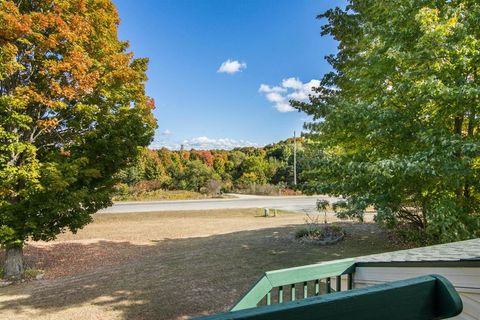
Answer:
259;77;321;113
151;136;258;150
114;0;345;150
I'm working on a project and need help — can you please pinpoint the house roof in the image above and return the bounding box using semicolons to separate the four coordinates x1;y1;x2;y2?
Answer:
356;238;480;264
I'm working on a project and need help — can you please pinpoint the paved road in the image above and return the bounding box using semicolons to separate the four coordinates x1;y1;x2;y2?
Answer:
99;194;340;214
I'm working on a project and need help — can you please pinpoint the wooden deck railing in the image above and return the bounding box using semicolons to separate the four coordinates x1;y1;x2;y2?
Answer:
231;258;356;311
195;274;463;320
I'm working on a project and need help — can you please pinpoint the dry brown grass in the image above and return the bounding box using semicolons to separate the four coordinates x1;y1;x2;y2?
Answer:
55;209;312;243
113;189;207;202
0;209;403;320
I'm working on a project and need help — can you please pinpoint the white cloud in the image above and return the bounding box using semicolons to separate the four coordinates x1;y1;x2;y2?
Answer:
182;136;259;150
259;77;320;113
266;92;284;103
287;90;308;101
258;84;286;93
275;102;295;113
161;129;171;135
150;141;180;150
282;77;303;89
217;59;247;74
305;79;321;91
150;136;260;150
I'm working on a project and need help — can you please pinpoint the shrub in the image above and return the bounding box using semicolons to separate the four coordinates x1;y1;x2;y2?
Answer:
113;183;129;196
295;214;345;244
206;179;223;196
239;183;280;196
280;188;302;196
131;180;164;193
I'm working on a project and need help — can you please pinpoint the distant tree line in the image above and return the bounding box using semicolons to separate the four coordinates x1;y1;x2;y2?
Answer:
116;138;310;196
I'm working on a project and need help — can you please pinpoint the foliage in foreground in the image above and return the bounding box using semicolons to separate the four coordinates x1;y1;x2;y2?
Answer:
294;0;480;244
0;0;156;276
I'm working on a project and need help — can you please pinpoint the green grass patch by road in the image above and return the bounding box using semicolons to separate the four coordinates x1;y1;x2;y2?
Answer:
113;189;210;202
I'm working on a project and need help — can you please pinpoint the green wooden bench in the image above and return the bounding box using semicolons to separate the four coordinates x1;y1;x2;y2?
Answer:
195;274;463;320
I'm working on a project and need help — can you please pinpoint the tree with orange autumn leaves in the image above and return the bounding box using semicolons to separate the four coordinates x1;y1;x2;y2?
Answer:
0;0;156;278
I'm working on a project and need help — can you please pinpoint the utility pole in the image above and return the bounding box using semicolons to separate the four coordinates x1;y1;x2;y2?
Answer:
293;131;297;186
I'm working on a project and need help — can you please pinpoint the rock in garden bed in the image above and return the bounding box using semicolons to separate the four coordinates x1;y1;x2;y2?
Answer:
295;224;346;245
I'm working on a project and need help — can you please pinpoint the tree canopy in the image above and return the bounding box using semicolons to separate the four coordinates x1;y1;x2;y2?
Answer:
295;0;480;243
116;138;304;197
0;0;156;277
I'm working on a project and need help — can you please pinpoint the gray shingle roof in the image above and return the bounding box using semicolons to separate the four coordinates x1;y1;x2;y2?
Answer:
356;238;480;263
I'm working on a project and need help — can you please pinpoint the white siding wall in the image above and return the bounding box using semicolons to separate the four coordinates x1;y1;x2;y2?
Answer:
354;266;480;319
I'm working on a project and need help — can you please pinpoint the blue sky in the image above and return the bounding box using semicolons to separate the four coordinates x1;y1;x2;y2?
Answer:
113;0;345;149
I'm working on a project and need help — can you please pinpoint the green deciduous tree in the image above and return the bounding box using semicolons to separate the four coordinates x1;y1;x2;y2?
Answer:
182;160;218;192
0;0;156;278
295;0;480;244
235;155;269;187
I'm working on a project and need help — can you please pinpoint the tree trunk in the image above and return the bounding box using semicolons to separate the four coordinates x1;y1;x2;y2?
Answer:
4;246;24;279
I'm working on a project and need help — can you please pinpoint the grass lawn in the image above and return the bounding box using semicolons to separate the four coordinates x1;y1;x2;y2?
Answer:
112;189;211;202
0;209;404;320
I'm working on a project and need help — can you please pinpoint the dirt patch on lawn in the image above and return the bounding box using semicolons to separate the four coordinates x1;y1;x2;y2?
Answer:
0;209;403;320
